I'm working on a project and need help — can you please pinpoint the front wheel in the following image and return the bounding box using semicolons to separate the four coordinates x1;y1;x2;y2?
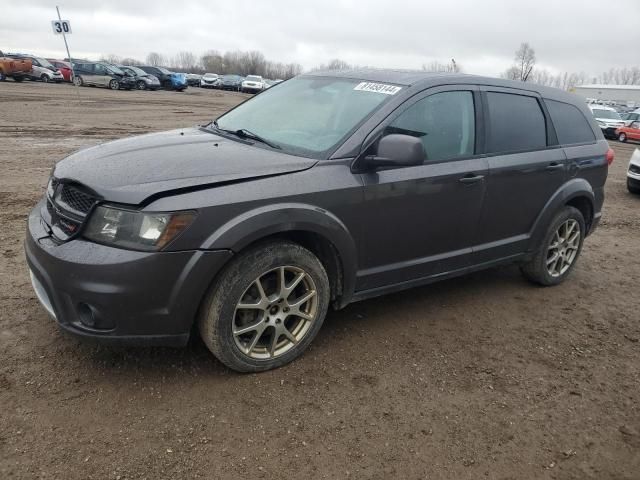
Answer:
619;132;627;142
521;206;585;286
198;241;330;372
136;80;146;90
109;79;119;90
73;76;83;86
40;74;50;83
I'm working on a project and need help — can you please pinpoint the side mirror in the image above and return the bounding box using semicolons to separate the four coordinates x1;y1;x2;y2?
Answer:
365;134;425;169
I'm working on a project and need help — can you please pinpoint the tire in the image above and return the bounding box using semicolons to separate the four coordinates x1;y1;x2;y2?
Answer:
136;80;146;90
73;76;83;87
198;241;330;372
521;206;585;286
109;79;119;90
40;74;50;83
628;179;640;195
0;72;6;82
619;132;627;142
13;76;24;82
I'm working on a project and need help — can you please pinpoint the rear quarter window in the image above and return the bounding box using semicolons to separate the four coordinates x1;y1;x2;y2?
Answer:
545;99;596;145
486;92;547;154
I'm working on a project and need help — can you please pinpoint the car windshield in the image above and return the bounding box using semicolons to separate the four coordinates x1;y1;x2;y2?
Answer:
126;66;147;76
246;76;261;82
108;65;125;75
157;67;172;74
37;57;56;70
592;109;621;120
204;73;217;78
215;76;396;158
223;75;239;81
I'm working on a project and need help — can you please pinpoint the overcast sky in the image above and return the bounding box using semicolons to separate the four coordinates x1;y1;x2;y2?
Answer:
2;0;639;76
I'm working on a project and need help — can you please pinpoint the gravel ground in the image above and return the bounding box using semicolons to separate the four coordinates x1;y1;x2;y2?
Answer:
1;82;639;480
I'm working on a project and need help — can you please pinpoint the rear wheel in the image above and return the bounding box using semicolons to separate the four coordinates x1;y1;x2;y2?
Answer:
619;132;627;142
73;76;83;86
109;79;119;90
0;72;5;81
136;80;146;90
13;76;24;82
198;241;330;372
521;206;585;286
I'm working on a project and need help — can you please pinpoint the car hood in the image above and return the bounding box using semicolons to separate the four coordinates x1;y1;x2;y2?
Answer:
53;127;318;204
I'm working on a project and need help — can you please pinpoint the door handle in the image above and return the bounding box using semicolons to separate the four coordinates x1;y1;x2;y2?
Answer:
546;162;564;171
459;174;485;184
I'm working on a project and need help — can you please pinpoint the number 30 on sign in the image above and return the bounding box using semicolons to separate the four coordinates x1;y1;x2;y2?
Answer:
51;20;72;34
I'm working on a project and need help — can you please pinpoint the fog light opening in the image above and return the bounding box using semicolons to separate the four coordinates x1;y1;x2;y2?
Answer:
77;303;96;328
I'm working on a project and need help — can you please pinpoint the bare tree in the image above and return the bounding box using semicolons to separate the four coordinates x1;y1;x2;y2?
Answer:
502;43;535;81
422;59;462;73
120;57;142;66
200;50;224;73
146;52;165;66
171;51;198;71
100;53;121;64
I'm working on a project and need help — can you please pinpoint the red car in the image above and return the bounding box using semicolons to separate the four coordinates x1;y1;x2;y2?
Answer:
616;122;640;143
47;59;73;82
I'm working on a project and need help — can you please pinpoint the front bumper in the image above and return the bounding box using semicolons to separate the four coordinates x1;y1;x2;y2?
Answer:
25;201;233;346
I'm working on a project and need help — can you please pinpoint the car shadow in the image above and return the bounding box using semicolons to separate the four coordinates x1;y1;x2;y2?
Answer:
72;263;532;376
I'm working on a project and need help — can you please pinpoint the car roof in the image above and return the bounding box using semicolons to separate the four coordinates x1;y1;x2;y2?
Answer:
303;68;582;103
588;104;617;111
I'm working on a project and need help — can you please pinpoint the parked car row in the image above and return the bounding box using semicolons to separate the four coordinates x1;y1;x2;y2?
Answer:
0;52;65;83
71;61;187;91
196;72;283;93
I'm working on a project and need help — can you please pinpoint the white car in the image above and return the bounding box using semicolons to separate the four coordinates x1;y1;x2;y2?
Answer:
200;73;220;89
241;75;265;93
628;148;640;194
588;104;625;139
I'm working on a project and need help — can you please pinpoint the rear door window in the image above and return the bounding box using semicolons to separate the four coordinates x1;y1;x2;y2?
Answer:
486;92;547;154
545;99;596;145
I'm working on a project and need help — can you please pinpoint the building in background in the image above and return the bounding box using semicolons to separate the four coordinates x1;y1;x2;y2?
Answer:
572;84;640;107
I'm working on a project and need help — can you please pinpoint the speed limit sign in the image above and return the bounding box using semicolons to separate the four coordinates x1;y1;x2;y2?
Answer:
51;20;72;35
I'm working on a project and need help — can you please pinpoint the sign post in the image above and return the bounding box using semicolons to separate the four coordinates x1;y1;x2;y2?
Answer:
52;6;80;98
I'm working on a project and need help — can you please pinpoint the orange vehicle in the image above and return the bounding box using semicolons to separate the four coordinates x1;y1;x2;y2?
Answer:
616;122;640;143
0;50;32;82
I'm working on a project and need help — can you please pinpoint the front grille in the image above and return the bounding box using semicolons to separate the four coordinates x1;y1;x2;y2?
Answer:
57;184;96;215
44;179;99;241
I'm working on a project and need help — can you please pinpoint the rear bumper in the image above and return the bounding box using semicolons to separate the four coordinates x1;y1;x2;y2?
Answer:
25;201;233;346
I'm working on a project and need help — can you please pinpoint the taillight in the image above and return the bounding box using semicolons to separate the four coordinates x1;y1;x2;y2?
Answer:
606;148;615;166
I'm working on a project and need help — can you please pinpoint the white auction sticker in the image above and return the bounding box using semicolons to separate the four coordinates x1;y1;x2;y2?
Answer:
354;82;402;95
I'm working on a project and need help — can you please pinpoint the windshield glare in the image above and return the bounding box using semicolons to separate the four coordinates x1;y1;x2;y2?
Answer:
127;66;146;76
215;77;395;157
592;109;621;120
37;58;55;69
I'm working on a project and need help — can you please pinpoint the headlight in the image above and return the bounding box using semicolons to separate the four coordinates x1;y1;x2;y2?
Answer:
84;206;196;251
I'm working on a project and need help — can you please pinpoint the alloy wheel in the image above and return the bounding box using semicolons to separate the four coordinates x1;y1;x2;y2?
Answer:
110;80;119;90
232;266;318;359
619;133;627;142
546;219;581;278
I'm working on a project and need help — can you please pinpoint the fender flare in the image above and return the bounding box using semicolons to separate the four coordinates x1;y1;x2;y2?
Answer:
202;203;358;305
529;178;595;252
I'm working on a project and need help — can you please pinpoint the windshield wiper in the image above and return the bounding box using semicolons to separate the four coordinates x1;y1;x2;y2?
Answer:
209;121;281;150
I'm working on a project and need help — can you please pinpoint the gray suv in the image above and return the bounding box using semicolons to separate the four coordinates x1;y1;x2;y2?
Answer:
25;70;611;372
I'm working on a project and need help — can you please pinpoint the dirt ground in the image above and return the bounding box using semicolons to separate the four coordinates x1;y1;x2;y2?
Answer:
0;82;639;480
